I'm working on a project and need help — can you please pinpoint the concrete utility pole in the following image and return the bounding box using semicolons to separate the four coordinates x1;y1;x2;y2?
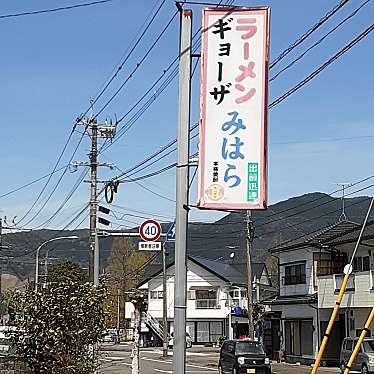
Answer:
246;211;254;339
128;290;145;374
89;116;98;283
75;100;116;283
173;8;192;374
0;218;2;296
162;242;168;358
117;288;121;344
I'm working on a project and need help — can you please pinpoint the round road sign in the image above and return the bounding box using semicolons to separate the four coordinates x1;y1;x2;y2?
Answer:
139;219;162;242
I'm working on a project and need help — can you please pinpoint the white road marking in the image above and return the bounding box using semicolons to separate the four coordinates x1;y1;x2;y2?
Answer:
142;357;217;371
101;356;126;360
147;349;213;357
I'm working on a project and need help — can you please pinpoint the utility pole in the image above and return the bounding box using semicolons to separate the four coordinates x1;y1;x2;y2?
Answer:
128;289;145;374
75;100;116;283
0;218;2;296
162;242;168;358
116;288;120;344
173;8;192;374
337;182;352;221
246;211;254;339
89;115;98;283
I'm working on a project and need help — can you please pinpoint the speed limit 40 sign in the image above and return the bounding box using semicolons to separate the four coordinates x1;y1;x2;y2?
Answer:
139;219;162;241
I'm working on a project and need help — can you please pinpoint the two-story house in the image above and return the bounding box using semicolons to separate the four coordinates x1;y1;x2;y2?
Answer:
266;218;374;365
125;255;275;346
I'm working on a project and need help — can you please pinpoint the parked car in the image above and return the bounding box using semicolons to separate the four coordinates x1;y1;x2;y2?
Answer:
168;332;193;349
218;339;271;374
340;337;374;374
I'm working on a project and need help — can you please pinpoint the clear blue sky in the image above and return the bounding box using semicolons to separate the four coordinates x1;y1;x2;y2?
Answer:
0;0;373;230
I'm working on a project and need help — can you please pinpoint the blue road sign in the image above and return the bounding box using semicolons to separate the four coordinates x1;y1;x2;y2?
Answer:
166;222;175;242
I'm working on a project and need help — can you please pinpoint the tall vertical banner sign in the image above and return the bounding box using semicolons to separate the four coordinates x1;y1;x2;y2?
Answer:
198;7;270;210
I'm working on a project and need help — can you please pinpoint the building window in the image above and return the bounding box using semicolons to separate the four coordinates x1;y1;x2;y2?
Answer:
196;322;209;343
186;322;195;342
150;291;163;299
193;321;223;343
195;289;220;309
334;273;355;292
187;290;196;300
150;291;158;299
353;256;370;272
284;263;306;285
210;321;223;343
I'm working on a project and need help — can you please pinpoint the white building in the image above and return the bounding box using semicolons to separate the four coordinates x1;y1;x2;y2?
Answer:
125;255;274;346
267;218;374;365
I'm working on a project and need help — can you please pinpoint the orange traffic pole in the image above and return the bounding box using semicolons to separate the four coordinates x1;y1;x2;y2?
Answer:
311;196;374;374
311;273;349;374
343;307;374;374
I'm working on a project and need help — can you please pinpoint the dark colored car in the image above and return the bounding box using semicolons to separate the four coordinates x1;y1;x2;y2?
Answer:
218;339;271;374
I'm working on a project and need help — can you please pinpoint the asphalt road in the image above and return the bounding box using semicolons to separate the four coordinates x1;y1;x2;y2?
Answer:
98;345;341;374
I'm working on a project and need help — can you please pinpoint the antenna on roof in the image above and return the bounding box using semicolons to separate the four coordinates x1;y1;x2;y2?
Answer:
336;182;352;222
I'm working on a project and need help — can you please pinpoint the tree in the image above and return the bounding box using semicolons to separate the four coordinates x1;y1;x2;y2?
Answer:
105;238;150;329
46;259;89;284
10;260;108;374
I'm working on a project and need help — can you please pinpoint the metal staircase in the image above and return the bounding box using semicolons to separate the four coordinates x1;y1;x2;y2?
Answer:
142;312;170;342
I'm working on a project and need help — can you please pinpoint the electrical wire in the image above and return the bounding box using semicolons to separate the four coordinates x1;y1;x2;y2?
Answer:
98;0;231;153
93;10;179;119
79;0;167;120
270;0;351;69
0;0;116;19
270;0;372;82
18;128;89;228
270;24;374;108
32;168;89;229
15;127;78;225
114;24;374;184
0;165;68;199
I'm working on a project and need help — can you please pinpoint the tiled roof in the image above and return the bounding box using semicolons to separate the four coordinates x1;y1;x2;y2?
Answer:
271;219;374;253
137;254;266;288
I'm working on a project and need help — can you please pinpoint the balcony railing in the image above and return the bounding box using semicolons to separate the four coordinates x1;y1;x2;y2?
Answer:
334;273;355;292
195;299;220;309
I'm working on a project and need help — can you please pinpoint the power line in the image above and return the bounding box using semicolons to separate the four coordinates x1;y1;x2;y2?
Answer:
79;0;167;119
270;0;371;82
0;0;116;19
113;24;373;185
0;165;68;199
93;10;179;119
15;128;78;225
102;2;359;184
270;24;374;108
32;168;89;229
18;128;88;228
98;1;231;152
270;0;351;69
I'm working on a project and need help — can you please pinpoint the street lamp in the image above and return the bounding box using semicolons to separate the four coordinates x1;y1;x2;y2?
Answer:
35;236;79;291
